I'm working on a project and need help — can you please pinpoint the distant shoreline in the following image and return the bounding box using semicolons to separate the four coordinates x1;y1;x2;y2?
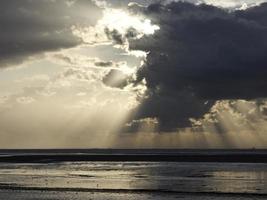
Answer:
1;149;267;163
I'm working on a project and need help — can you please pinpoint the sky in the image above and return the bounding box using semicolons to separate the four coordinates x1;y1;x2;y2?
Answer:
1;0;267;148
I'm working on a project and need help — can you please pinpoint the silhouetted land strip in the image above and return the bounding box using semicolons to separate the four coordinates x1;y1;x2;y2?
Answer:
1;149;267;163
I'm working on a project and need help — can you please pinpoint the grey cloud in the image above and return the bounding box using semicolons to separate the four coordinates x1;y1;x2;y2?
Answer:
236;2;267;26
103;0;155;8
190;99;267;134
16;96;35;104
102;69;129;88
104;27;141;45
104;28;125;45
0;0;102;67
122;117;159;133
123;2;267;131
94;61;113;67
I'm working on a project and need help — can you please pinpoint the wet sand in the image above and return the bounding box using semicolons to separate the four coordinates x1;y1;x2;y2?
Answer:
1;150;267;199
1;189;267;200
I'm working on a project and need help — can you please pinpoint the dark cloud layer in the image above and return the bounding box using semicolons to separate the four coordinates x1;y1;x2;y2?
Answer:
125;2;267;131
0;0;102;67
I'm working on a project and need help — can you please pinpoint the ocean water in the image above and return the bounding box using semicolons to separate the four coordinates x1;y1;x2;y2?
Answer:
0;161;267;195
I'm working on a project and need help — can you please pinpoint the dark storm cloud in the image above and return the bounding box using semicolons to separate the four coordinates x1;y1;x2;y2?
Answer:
236;2;267;26
124;2;267;131
0;0;102;67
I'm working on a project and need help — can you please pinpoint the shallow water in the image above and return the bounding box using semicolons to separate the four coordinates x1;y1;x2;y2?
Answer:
1;189;266;200
0;161;267;194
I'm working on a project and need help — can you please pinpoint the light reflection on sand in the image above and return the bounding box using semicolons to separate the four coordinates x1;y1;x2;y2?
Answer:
0;162;267;194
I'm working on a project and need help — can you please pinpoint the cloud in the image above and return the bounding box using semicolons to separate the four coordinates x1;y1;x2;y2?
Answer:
236;2;267;25
105;28;125;45
94;61;114;67
102;69;129;88
101;0;267;10
53;53;96;67
53;52;120;69
121;1;267;131
0;0;102;68
122;117;159;133
201;0;266;9
0;66;140;148
16;96;35;104
0;96;8;104
190;99;267;134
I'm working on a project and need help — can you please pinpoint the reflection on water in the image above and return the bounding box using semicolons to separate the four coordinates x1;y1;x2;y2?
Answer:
209;170;267;193
0;162;267;194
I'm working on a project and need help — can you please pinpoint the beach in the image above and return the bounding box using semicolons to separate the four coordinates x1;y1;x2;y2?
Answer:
0;150;267;199
1;189;267;200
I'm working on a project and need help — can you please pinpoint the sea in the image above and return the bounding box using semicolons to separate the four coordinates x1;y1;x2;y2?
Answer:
0;149;267;200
